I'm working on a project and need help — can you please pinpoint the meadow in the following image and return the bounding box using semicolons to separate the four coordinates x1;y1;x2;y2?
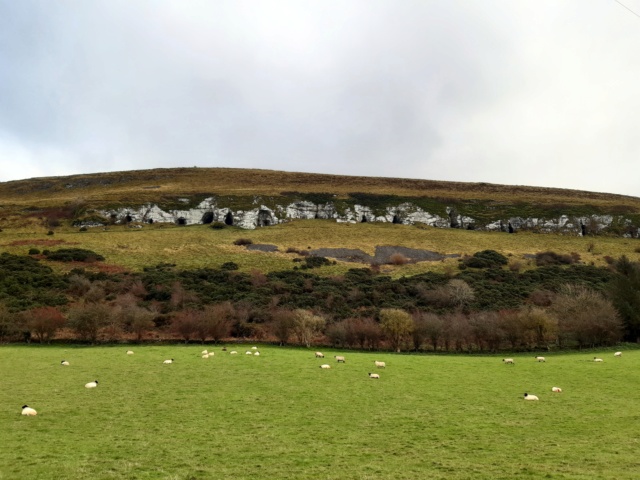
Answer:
2;220;640;277
2;345;639;479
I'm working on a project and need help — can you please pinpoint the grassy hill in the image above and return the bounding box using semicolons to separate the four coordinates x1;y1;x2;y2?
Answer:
1;168;639;276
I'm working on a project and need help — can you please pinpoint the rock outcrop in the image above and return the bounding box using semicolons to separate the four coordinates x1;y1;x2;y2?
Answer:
97;197;639;237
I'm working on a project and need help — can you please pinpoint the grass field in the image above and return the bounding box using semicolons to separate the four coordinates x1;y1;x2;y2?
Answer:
2;345;639;479
2;220;640;277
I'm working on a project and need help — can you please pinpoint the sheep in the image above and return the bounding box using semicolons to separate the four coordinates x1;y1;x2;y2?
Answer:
594;357;603;362
315;352;324;358
551;387;563;393
374;361;386;368
21;405;37;416
163;359;174;364
614;351;622;357
208;352;214;356
230;351;238;355
202;354;209;359
368;373;380;379
254;352;260;356
502;358;515;365
334;355;346;363
319;364;331;369
245;351;253;355
60;360;70;366
201;350;208;355
251;346;258;350
85;380;99;389
535;356;546;362
126;350;134;355
523;393;539;401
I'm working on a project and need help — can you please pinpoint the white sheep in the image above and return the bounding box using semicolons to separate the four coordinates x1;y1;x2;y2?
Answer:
251;346;258;350
230;351;238;355
334;355;346;363
523;393;539;401
163;359;174;364
254;352;260;356
368;373;380;379
60;360;70;366
21;405;37;416
614;351;622;357
319;364;331;369
503;358;515;364
202;354;209;359
374;361;386;368
201;350;208;355
535;356;546;362
551;387;563;393
594;357;603;362
126;350;134;355
85;380;99;388
245;351;253;355
315;352;324;358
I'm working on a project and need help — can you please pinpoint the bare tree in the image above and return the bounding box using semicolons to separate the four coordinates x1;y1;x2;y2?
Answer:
24;306;66;344
292;309;326;347
67;302;111;343
171;309;200;344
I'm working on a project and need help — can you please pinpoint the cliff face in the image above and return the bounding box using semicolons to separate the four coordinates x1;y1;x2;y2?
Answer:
99;198;640;237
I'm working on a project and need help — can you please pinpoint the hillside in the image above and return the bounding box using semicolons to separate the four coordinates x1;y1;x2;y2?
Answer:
1;167;639;235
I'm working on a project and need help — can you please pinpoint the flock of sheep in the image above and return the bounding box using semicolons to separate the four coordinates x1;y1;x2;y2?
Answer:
501;351;623;402
315;351;386;379
19;347;625;416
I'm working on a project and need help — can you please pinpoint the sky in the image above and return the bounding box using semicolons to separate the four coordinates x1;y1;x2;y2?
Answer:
0;0;639;197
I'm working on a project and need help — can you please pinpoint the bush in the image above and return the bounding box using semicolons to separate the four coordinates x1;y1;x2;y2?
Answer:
79;226;88;232
535;251;577;266
46;230;54;236
462;250;508;269
388;253;409;265
304;256;331;269
233;238;253;246
44;248;105;262
210;222;226;230
221;262;239;271
28;248;40;255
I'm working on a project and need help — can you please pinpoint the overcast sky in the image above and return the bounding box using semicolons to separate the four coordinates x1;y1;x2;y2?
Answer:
0;1;639;196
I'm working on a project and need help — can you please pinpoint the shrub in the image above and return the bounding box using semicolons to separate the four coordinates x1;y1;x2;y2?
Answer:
388;253;409;265
210;222;226;230
463;250;508;269
221;262;239;271
46;230;54;236
233;238;253;246
28;248;40;255
304;256;331;269
535;251;576;266
44;248;105;262
79;226;88;232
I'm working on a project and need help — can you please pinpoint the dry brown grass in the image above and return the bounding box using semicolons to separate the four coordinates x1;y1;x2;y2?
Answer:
1;167;638;212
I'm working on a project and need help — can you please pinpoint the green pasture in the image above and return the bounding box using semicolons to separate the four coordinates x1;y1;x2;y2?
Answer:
2;220;639;277
1;345;639;479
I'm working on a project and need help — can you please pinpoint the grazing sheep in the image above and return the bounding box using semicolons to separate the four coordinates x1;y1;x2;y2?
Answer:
21;405;37;416
315;352;324;358
85;380;99;388
319;364;331;369
163;359;174;364
254;352;260;356
551;387;563;393
126;350;134;355
368;373;380;379
502;358;515;365
202;354;209;359
334;355;346;363
246;351;253;355
208;352;214;356
523;393;539;401
230;351;238;355
201;350;208;355
374;361;386;368
594;357;603;362
60;360;70;366
614;351;622;357
251;346;258;350
535;356;546;362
